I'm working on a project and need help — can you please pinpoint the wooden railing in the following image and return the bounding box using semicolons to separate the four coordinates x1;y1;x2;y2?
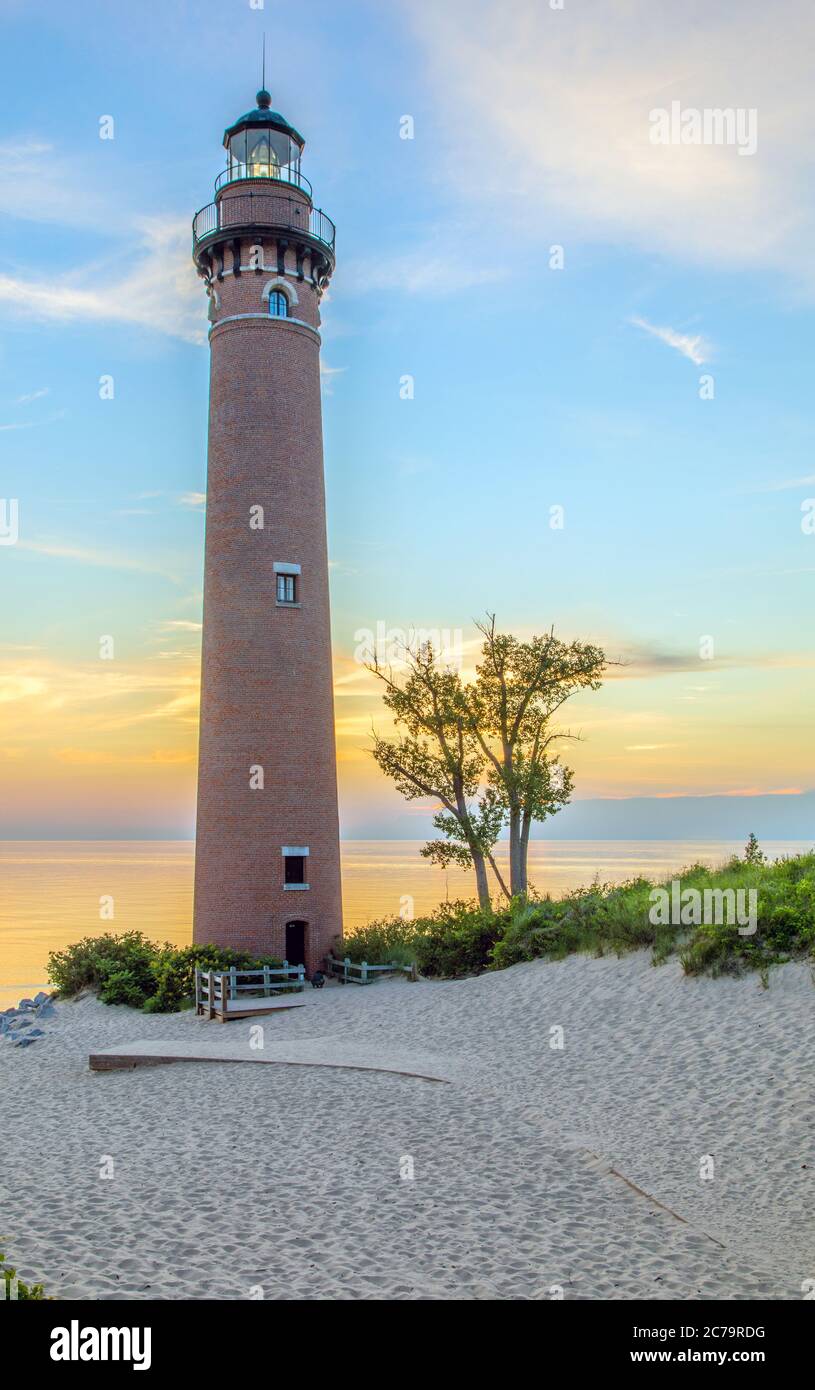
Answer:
324;955;417;986
195;964;305;1016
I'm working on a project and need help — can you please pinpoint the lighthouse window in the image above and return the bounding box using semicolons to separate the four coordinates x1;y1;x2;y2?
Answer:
284;855;307;886
276;573;297;604
269;290;288;318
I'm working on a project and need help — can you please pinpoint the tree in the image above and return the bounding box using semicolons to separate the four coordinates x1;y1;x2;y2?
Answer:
368;619;607;906
465;616;607;896
744;832;766;866
368;643;507;910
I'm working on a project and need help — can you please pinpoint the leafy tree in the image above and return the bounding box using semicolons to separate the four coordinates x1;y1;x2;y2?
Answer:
466;616;607;894
368;643;506;909
368;619;607;903
744;832;766;866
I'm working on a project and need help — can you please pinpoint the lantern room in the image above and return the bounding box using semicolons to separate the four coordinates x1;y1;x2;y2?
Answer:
222;89;305;186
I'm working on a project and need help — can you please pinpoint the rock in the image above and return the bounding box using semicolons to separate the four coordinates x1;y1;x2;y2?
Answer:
11;1017;32;1029
25;1028;45;1039
33;992;49;1006
17;998;36;1011
35;1002;56;1019
13;1036;38;1047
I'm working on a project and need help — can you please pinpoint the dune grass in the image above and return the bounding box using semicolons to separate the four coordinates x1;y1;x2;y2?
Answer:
345;843;815;982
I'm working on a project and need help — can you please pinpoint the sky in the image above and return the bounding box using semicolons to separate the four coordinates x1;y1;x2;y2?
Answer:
0;0;813;839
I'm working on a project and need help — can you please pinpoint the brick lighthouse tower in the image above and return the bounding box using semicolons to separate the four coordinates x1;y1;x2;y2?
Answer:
191;87;342;974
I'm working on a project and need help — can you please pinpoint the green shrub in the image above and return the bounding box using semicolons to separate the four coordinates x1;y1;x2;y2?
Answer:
47;930;158;999
342;901;505;978
47;934;285;1013
339;917;422;968
97;966;150;1008
489;847;815;981
144;944;283;1013
413;900;505;977
1;1249;46;1300
490;878;666;971
341;845;815;984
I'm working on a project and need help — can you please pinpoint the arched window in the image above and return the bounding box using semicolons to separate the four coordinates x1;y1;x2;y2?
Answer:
269;290;288;318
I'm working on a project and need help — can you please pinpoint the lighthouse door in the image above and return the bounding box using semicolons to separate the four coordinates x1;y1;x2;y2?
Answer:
285;920;307;968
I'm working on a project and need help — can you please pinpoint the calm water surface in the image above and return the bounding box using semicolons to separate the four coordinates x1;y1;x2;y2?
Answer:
1;839;808;1006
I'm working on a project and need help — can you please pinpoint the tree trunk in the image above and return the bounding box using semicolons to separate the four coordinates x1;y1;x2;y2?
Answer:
508;806;523;896
518;813;532;896
472;851;492;912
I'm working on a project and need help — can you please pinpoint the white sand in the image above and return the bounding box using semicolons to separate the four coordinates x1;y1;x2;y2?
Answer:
1;952;812;1300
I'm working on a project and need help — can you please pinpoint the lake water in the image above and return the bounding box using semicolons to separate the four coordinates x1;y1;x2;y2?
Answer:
0;838;808;1006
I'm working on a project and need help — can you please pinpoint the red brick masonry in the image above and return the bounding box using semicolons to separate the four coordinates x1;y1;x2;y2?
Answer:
192;201;343;975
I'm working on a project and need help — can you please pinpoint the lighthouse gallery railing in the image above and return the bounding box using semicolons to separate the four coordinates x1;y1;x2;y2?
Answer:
192;191;336;254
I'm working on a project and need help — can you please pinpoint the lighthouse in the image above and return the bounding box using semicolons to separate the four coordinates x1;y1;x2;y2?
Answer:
191;88;342;974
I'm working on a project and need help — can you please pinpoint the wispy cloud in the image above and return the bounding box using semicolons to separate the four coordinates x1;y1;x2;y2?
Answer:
15;539;181;582
0;655;201;741
320;362;347;394
177;492;206;509
0;216;204;344
407;0;815;293
0;140;109;229
737;473;815;494
611;640;815;678
343;248;505;296
629;315;712;365
14;387;50;405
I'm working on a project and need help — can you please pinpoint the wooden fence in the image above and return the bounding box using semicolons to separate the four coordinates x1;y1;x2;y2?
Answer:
324;955;417;986
195;964;305;1019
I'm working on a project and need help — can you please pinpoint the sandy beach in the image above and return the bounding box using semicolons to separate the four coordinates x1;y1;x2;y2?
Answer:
2;951;812;1300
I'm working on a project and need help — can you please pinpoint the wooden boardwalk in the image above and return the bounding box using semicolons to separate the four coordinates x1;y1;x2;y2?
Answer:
195;966;306;1022
204;995;306;1022
88;1036;452;1083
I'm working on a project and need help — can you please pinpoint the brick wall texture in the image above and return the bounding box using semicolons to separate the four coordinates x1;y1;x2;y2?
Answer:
192;194;343;975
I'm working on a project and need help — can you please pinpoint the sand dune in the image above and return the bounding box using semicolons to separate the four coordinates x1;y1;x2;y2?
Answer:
1;951;812;1300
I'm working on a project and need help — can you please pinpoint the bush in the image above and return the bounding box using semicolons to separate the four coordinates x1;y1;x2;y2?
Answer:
413;901;505;977
47;930;158;1000
97;967;150;1008
333;918;417;968
47;934;284;1013
489;848;815;981
144;944;284;1013
342;844;815;984
343;901;505;978
1;1249;46;1300
491;877;668;971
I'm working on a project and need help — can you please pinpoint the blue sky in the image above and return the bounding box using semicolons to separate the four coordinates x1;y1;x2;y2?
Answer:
1;0;813;837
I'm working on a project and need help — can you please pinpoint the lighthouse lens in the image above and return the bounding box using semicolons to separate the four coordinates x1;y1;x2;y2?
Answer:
247;131;276;177
226;127;302;185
